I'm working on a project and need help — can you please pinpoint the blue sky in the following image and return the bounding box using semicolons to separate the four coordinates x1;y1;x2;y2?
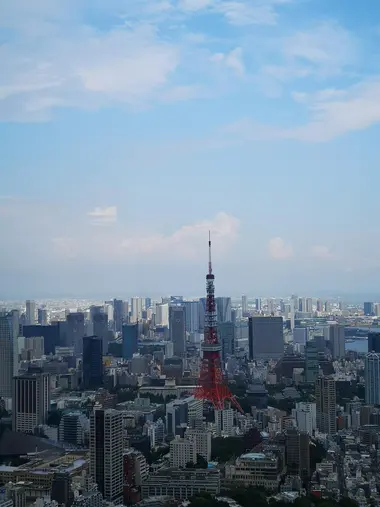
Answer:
1;0;380;298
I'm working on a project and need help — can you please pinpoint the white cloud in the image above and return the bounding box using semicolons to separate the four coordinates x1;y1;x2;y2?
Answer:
179;0;212;11
310;245;333;259
215;0;291;26
121;212;239;259
210;47;245;76
268;237;293;259
87;206;117;226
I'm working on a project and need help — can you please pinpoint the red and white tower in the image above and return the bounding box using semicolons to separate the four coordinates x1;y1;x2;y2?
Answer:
194;233;243;412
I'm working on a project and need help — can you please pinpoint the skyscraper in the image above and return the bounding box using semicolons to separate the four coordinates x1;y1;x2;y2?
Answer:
90;408;123;502
82;336;103;390
113;299;126;333
368;331;380;353
365;352;380;405
218;322;235;362
37;308;48;325
25;300;36;325
12;371;50;433
0;311;19;399
183;301;200;333
93;312;109;355
329;324;345;360
242;295;248;315
248;316;284;361
316;377;336;435
131;297;143;323
305;341;319;383
122;323;139;360
155;303;169;327
169;305;186;357
285;428;310;479
66;312;85;354
364;302;374;316
216;297;232;323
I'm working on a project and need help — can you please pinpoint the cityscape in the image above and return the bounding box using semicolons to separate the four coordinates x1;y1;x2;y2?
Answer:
2;1;380;507
1;238;380;507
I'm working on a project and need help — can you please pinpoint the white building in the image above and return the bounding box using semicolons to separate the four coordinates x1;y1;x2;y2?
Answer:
365;352;380;405
185;428;212;461
25;300;36;325
329;324;345;359
291;402;316;434
242;295;248;315
183;301;200;333
169;436;196;468
131;297;143;323
155;303;169;327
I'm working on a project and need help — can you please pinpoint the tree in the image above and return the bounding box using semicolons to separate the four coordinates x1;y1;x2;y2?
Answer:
196;453;208;469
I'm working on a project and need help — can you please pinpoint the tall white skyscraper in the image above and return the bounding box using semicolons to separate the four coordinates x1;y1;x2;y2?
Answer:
25;300;36;325
90;408;123;502
216;297;232;323
155;303;169;327
0;311;19;400
365;352;380;405
131;297;143;323
215;407;234;437
183;301;200;333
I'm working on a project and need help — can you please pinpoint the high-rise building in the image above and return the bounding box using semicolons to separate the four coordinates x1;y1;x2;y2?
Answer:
22;323;61;355
82;336;103;390
293;327;308;345
316;377;336;435
255;298;262;312
131;297;143;323
66;312;85;354
216;297;232;323
90;408;123;502
248;316;284;361
329;324;345;360
25;300;36;325
368;331;380;353
155;303;169;327
185;428;212;461
365;352;380;405
291;402;316;434
37;308;48;325
306;298;313;313
0;311;19;399
122;324;138;360
169;305;186;357
93;312;109;355
113;299;126;333
218;322;235;362
364;302;374;316
305;341;319;383
12;371;50;433
170;436;196;468
242;295;248;315
183;301;200;333
285;428;310;479
215;407;234;436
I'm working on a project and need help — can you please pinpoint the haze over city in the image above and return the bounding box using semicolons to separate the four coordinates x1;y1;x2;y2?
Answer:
1;0;380;297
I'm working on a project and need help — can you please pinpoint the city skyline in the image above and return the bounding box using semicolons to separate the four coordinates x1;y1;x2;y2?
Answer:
2;0;380;296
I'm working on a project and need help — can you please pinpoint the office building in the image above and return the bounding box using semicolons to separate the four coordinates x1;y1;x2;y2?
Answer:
215;407;234;436
131;297;143;323
122;323;138;360
90;408;123;502
155;303;169;327
292;402;316;435
82;336;103;390
66;312;85;355
59;412;88;446
12;371;50;433
20;336;44;360
216;297;232;323
185;428;212;461
37;308;48;326
365;352;380;405
293;327;308;345
242;295;248;315
113;299;126;333
93;312;109;355
248;316;284;361
329;324;345;360
364;302;374;316
169;305;186;357
25;300;36;325
285;428;310;479
305;341;319;383
368;331;380;353
22;324;61;355
0;311;19;399
183;301;200;333
225;452;281;491
218;321;235;362
170;436;196;468
316;377;336;435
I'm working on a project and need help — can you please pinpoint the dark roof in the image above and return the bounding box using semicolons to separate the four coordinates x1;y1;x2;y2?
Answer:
0;429;64;457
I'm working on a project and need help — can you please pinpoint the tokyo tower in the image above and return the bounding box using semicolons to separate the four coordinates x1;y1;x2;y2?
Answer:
194;233;243;413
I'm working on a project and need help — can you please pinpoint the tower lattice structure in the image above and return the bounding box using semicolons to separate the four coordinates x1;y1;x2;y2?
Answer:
194;234;243;413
